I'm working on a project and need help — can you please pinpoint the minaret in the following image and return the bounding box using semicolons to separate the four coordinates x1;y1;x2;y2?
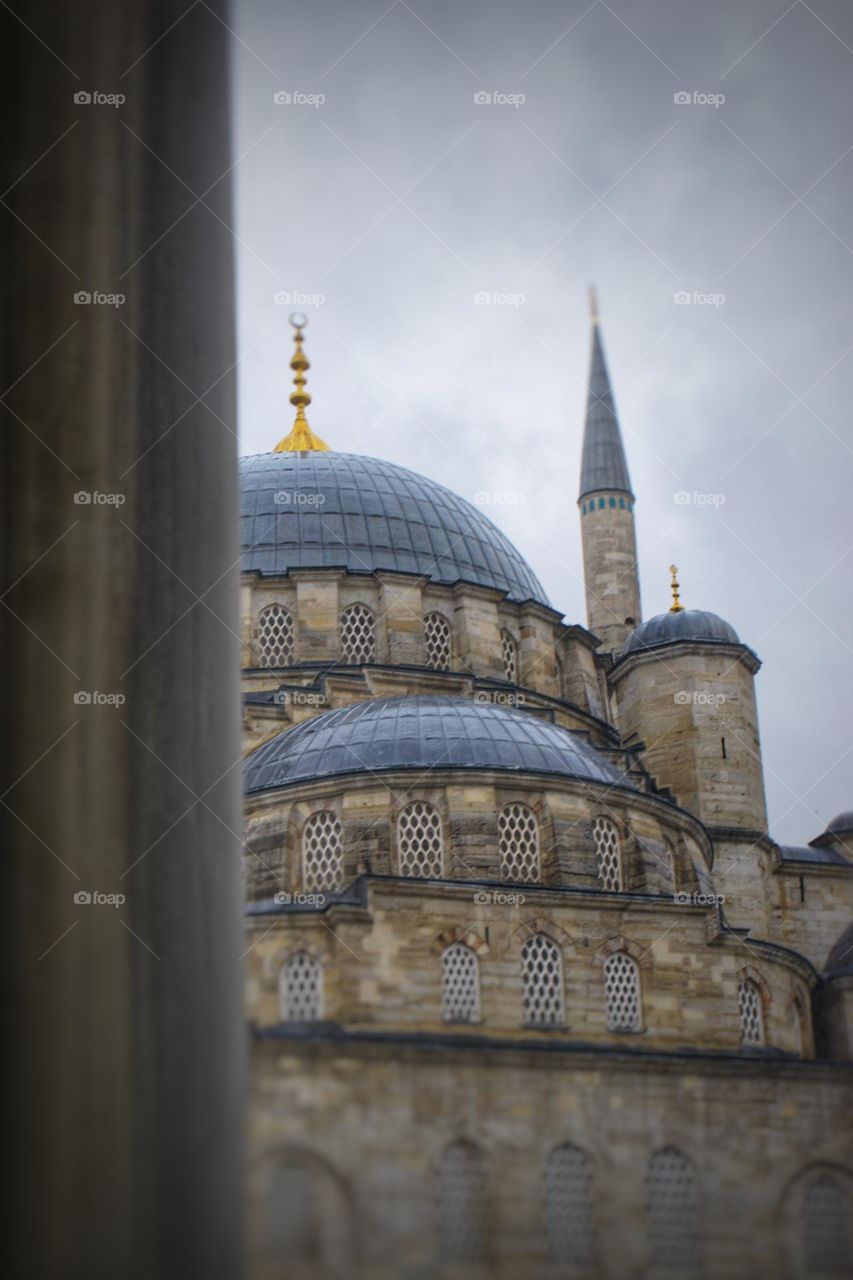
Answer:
578;289;641;652
273;312;331;452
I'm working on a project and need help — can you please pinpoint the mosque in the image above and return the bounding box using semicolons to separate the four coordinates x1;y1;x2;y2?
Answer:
239;302;852;1279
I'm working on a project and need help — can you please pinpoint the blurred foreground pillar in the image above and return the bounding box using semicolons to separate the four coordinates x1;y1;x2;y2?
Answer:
0;2;245;1276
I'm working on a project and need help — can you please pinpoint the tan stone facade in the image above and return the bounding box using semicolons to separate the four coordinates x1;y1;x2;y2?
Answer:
579;494;642;653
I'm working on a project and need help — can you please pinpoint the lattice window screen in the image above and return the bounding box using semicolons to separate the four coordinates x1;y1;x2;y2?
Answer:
521;934;564;1026
738;978;764;1046
256;603;295;668
545;1144;595;1265
340;603;375;664
593;815;623;891
646;1147;699;1271
803;1174;852;1272
442;943;480;1023
424;612;452;669
501;629;518;683
302;811;343;893
398;801;443;878
437;1142;488;1263
604;952;642;1031
498;803;540;882
280;952;323;1022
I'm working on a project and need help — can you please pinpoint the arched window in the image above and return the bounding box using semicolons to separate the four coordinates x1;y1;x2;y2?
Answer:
646;1147;699;1271
593;815;623;891
398;801;443;878
256;603;294;668
545;1144;595;1264
340;602;375;664
442;942;480;1023
604;952;642;1032
803;1173;852;1272
521;934;565;1027
498;803;540;882
437;1141;487;1263
738;977;764;1046
424;611;452;670
279;952;323;1022
500;628;518;683
302;810;343;893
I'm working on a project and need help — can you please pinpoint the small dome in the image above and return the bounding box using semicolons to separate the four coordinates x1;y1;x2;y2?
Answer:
240;451;549;606
827;811;853;837
826;923;853;978
245;695;631;794
619;609;740;656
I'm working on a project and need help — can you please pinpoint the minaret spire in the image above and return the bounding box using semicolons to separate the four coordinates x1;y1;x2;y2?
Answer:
577;289;642;652
274;313;330;453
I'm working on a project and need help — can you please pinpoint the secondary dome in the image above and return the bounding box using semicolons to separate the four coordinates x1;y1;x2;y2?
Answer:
240;451;549;605
245;695;631;793
619;608;740;656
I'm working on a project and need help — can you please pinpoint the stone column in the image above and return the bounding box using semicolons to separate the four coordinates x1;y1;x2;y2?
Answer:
0;3;245;1277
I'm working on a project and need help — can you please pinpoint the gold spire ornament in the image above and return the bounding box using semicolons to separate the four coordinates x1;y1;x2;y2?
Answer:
273;313;330;452
669;564;685;613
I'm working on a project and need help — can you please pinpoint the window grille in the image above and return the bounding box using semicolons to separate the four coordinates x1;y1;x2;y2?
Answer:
424;612;452;669
303;811;343;893
545;1144;594;1264
593;815;623;891
646;1147;699;1271
498;803;540;882
521;934;565;1026
442;943;480;1023
738;978;764;1046
256;603;294;668
280;952;323;1022
804;1174;852;1272
398;801;443;878
437;1141;487;1263
501;629;517;683
340;603;375;664
604;952;642;1031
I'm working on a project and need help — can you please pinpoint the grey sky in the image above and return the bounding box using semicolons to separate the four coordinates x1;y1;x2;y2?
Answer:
232;0;853;845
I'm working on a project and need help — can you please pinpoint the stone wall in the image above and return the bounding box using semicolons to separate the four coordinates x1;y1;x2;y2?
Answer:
579;495;641;652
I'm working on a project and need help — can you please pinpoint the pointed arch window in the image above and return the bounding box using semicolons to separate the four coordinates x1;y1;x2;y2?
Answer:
592;815;623;891
279;952;323;1022
442;942;480;1023
256;603;295;668
398;801;443;878
437;1141;488;1263
521;934;565;1027
340;603;375;664
500;628;518;683
302;810;343;893
646;1147;699;1271
545;1144;595;1264
604;952;642;1032
424;611;452;670
738;977;764;1046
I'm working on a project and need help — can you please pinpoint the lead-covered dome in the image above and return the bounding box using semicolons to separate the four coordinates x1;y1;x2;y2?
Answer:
245;695;630;793
619;608;740;656
240;451;549;605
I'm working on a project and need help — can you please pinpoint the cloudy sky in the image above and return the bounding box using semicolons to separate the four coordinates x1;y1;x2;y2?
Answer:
231;0;853;845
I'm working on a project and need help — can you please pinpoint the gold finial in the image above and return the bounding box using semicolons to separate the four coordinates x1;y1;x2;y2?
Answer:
669;563;684;613
273;313;330;452
589;284;599;327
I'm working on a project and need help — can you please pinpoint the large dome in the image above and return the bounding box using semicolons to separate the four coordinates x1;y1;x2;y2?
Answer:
619;608;740;656
245;695;631;793
239;451;549;605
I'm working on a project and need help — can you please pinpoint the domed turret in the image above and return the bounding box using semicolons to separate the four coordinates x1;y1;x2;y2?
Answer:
620;607;740;655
